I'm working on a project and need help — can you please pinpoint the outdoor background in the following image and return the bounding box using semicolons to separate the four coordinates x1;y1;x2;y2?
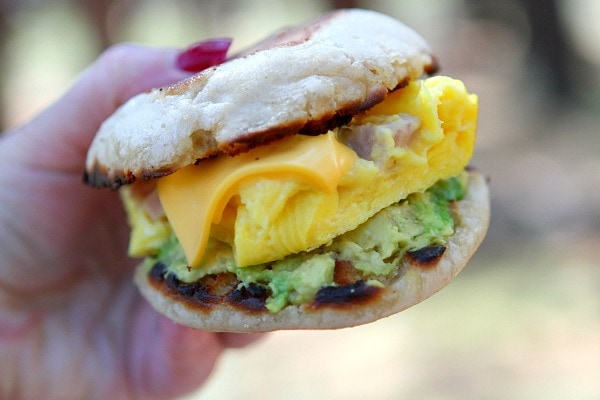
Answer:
1;0;598;399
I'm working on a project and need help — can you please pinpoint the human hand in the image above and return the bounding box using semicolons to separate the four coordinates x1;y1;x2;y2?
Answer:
0;44;260;400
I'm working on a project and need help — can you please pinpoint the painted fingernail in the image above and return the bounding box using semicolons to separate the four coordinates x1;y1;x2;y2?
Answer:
176;38;232;72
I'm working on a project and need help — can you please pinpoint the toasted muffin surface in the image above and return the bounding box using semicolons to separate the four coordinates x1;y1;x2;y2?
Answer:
84;9;436;188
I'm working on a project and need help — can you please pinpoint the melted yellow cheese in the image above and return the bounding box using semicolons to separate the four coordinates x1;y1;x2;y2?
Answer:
156;76;478;268
157;132;357;267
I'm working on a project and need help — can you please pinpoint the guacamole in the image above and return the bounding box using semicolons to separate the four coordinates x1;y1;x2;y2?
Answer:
143;173;467;313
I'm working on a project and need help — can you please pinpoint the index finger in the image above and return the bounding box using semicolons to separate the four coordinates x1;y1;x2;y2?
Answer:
1;44;190;174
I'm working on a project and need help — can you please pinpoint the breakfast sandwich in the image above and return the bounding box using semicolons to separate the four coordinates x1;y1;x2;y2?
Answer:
85;8;490;332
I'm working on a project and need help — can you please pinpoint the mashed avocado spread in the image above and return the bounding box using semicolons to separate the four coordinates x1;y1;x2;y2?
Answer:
142;173;468;313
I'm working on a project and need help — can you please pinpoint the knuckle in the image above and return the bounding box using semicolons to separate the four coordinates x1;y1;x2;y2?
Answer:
97;43;140;72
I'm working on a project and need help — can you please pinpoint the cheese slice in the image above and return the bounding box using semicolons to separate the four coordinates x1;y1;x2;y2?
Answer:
157;132;357;268
154;76;477;269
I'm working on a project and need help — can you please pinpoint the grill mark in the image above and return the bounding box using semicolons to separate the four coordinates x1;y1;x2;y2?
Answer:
148;261;167;283
146;242;447;313
225;283;269;311
83;161;177;190
312;280;381;309
424;56;440;75
406;245;446;267
147;262;268;312
164;271;219;306
298;114;353;136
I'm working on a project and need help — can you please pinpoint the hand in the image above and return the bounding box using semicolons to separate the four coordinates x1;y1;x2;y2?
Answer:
0;44;260;400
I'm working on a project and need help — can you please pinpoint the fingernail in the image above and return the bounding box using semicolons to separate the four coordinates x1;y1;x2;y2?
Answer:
175;38;232;72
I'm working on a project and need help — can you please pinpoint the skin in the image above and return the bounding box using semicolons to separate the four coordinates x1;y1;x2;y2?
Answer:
0;44;261;400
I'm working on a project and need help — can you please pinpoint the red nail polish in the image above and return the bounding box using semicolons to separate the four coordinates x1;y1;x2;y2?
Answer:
176;38;232;72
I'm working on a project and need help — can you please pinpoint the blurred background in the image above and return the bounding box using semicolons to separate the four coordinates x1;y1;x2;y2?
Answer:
1;0;598;398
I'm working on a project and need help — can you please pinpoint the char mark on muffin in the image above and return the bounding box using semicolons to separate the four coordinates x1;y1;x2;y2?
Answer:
406;245;447;267
312;281;382;308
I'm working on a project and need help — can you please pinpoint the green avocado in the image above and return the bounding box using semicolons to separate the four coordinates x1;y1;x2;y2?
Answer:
146;173;467;312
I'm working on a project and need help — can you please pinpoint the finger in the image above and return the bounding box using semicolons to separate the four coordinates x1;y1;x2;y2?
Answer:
129;305;224;399
218;332;266;348
0;45;190;288
2;44;190;173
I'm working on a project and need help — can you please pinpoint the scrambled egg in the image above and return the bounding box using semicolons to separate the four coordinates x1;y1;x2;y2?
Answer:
221;76;476;266
126;76;477;269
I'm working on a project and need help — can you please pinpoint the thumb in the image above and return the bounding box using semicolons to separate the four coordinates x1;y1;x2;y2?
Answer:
1;44;190;172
